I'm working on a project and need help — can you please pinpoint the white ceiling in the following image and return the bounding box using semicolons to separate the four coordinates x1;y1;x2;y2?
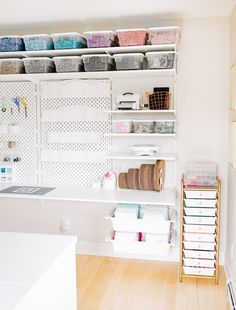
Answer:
1;0;236;28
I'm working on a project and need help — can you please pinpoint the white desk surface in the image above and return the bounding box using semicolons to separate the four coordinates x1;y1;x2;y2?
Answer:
0;184;176;206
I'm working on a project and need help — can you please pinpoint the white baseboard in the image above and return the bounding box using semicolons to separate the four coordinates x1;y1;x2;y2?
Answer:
76;241;180;262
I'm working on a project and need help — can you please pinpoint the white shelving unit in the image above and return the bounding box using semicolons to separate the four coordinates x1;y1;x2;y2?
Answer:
104;110;176;116
106;152;176;161
105;133;176;137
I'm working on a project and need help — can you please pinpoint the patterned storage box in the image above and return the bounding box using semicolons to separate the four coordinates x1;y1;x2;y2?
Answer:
148;90;171;110
0;36;24;52
148;27;180;45
133;120;155;133
23;34;53;51
146;52;175;69
0;59;24;74
116;29;147;46
51;32;87;49
84;31;117;48
112;120;133;133
155;121;176;134
23;57;55;74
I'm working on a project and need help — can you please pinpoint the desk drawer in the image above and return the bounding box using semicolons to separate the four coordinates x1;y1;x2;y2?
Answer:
184;224;216;234
184;258;215;268
184;233;216;243
184;190;217;199
184;207;216;217
184;216;216;225
184;250;216;259
184;241;215;251
184;199;217;208
184;266;215;276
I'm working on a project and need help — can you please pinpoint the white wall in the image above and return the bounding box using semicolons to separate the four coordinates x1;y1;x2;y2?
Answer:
225;4;236;291
0;16;229;262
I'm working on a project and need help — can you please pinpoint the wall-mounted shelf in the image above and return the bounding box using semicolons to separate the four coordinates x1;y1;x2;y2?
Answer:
105;110;176;116
105;133;176;137
0;44;177;59
106;152;176;161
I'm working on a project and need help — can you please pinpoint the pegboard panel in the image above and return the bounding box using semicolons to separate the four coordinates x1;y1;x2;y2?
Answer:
0;81;38;184
40;79;112;186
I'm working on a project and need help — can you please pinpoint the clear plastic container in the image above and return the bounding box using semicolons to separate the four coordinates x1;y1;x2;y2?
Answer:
148;27;180;45
146;52;175;69
185;162;218;187
116;29;147;46
133;120;155;133
0;59;24;74
0;36;25;52
155;120;176;134
23;57;55;74
51;32;87;49
53;56;83;72
113;53;146;70
112;120;133;133
82;54;115;71
23;34;53;51
84;31;117;48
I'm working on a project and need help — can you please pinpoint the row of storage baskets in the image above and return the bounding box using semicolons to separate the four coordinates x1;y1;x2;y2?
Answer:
0;27;180;52
0;52;176;74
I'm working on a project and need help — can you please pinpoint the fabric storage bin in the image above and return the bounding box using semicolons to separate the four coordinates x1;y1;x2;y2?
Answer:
184;241;215;251
184;199;216;208
184;233;216;243
146;52;175;69
155;120;176;134
23;57;55;74
133;120;155;133
184;266;215;276
184;250;216;260
112;120;133;133
82;54;114;71
184;216;216;225
113;53;146;70
184;258;215;268
51;32;87;49
0;59;24;74
0;36;24;52
148;91;171;110
184;207;216;217
148;27;180;45
53;56;83;72
184;190;217;199
184;224;216;234
84;31;117;48
116;29;147;46
23;34;53;51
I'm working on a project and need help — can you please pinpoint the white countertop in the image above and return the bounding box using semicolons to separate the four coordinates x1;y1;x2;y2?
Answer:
0;184;176;206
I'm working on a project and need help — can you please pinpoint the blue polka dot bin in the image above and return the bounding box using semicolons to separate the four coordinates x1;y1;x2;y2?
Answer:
0;36;25;52
51;32;87;49
23;34;54;51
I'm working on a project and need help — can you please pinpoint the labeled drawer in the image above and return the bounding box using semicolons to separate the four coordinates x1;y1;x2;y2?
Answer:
184;190;217;199
184;233;216;242
184;258;215;268
183;266;215;276
184;207;216;216
184;224;216;234
184;216;216;225
184;241;215;251
184;199;216;208
184;250;216;259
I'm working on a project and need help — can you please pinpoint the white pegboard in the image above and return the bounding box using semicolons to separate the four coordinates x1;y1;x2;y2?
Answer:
0;81;38;184
40;79;112;186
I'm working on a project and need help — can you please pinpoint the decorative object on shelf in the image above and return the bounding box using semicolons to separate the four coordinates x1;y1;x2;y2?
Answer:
147;87;171;110
115;93;143;110
102;171;116;190
179;175;221;284
130;144;160;156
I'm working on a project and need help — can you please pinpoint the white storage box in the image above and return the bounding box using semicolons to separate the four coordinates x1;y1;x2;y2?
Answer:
184;216;216;225
155;120;176;134
184;190;217;199
112;120;133;133
184;207;216;217
148;27;180;45
184;241;215;251
184;233;216;243
113;53;146;70
146;52;175;69
184;224;216;234
184;258;215;268
23;34;53;51
183;266;215;276
0;59;24;74
184;250;216;260
51;32;86;49
84;31;117;48
23;57;55;74
53;56;83;72
184;199;216;208
133;120;155;133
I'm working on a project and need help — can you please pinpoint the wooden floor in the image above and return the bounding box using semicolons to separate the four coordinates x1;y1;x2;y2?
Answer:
76;255;229;310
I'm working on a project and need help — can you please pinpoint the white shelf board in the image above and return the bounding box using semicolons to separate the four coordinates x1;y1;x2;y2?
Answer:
0;184;176;206
0;44;177;59
106;152;176;161
105;109;176;115
105;133;176;137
